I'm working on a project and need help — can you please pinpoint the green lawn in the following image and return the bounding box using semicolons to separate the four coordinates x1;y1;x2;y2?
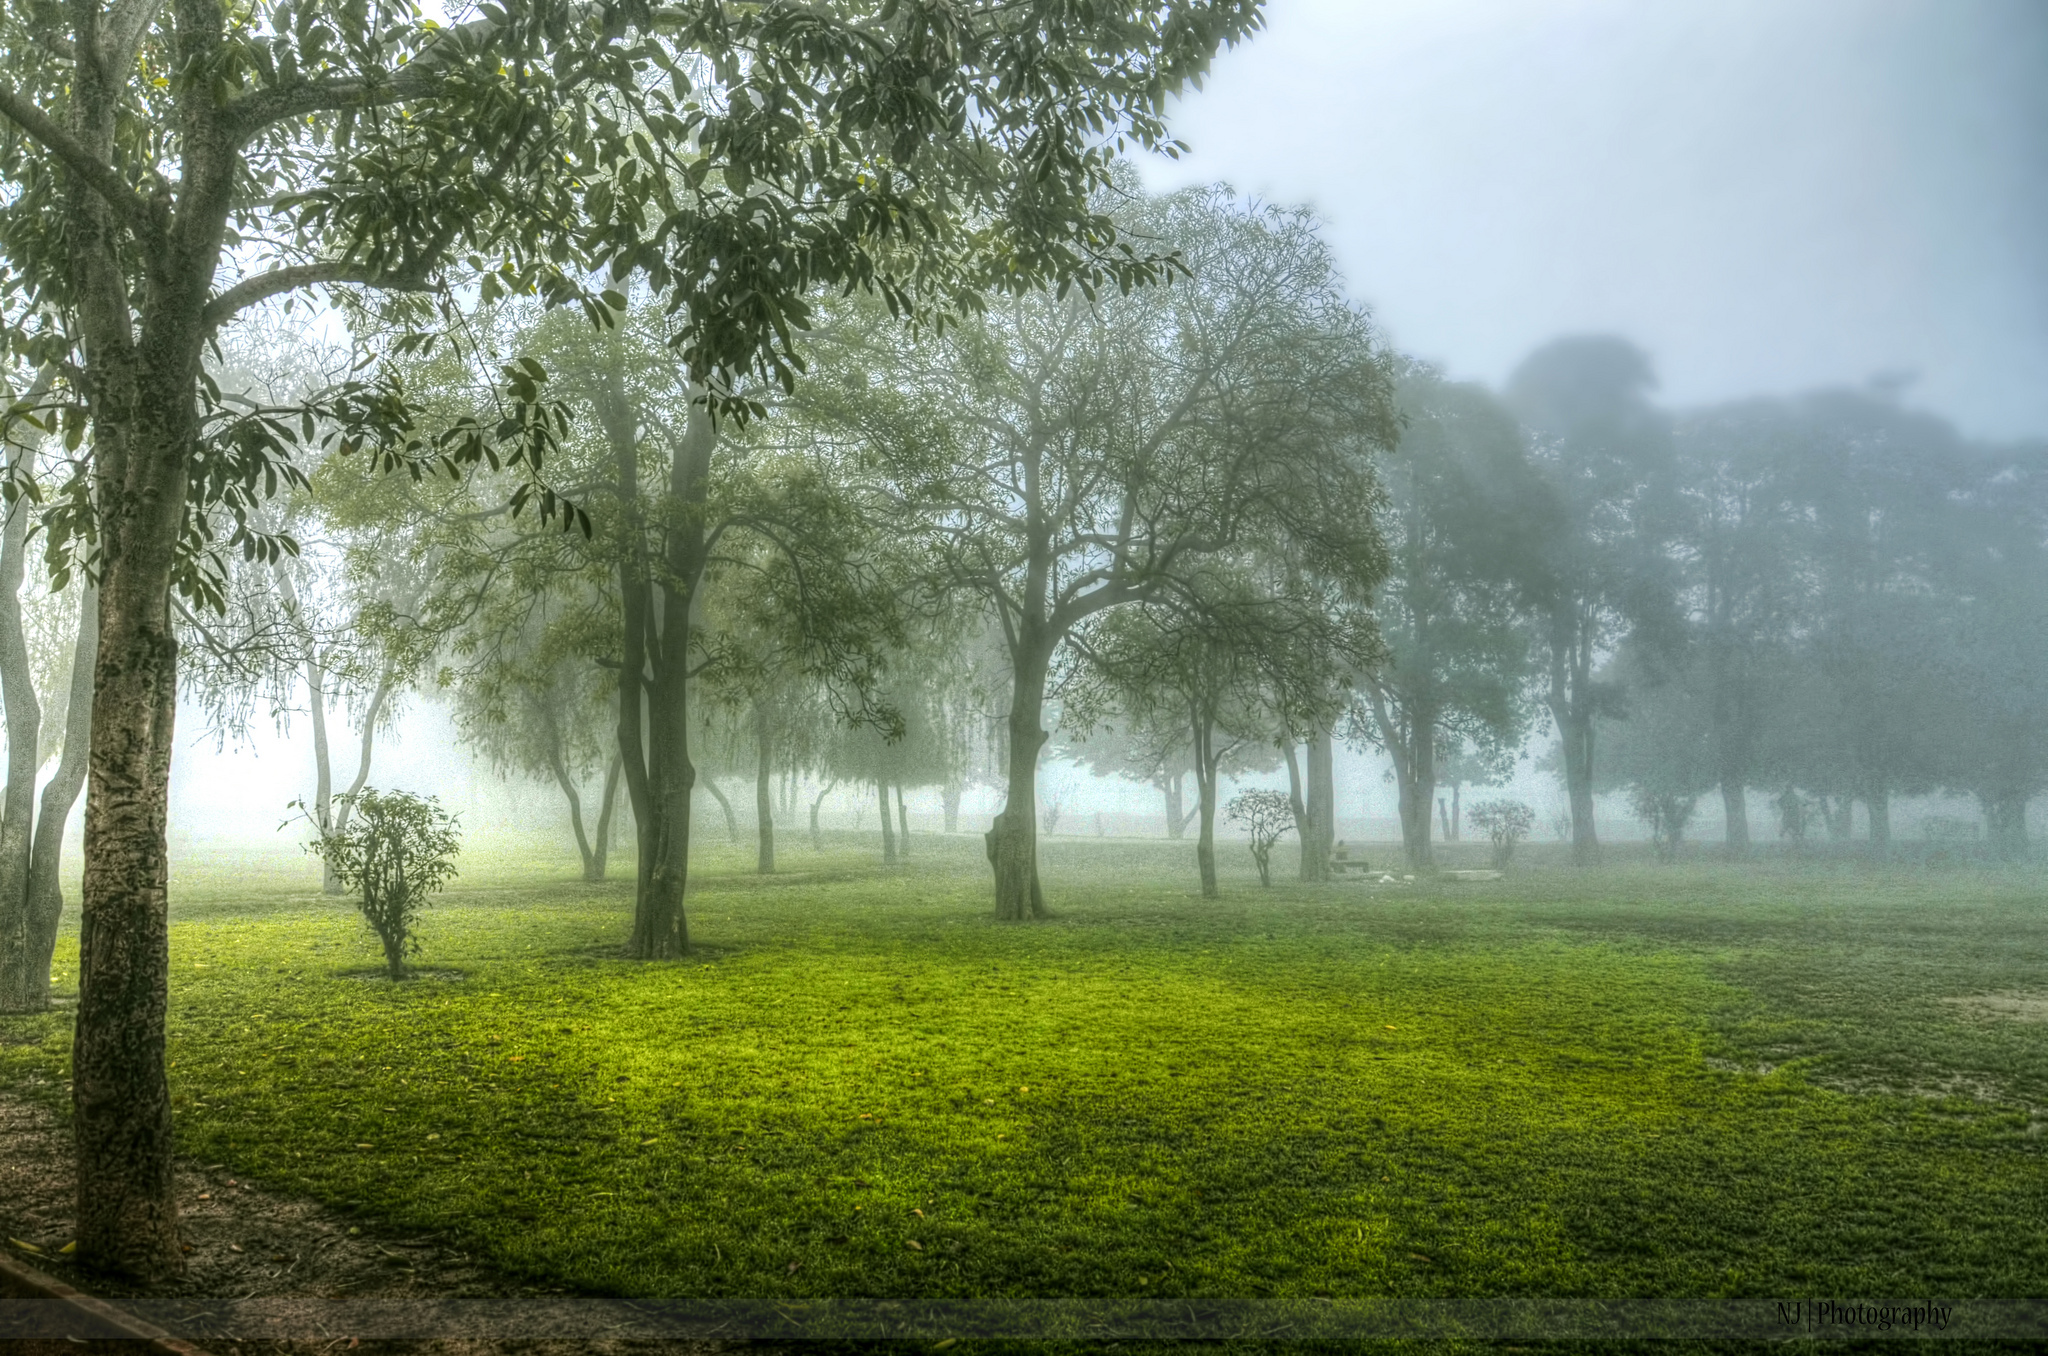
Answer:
4;831;2046;1310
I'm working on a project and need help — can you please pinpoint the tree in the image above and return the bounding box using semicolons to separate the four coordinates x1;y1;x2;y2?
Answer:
1768;389;1965;850
1358;364;1537;870
0;0;1264;1274
1072;565;1372;897
300;788;461;979
0;391;94;1012
1225;788;1293;886
1466;799;1533;869
1596;645;1715;862
1666;399;1810;855
1066;713;1199;839
456;651;622;882
1927;441;2048;858
1503;337;1681;864
813;185;1396;917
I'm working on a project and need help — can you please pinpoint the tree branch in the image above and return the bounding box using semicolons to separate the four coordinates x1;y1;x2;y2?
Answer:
0;82;162;239
201;260;432;331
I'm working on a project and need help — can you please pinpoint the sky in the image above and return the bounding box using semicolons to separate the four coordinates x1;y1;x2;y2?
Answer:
1136;0;2048;441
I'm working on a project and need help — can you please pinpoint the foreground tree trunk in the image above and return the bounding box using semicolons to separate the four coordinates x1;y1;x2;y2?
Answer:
615;366;716;960
987;641;1051;919
77;375;202;1277
895;784;910;858
753;703;775;874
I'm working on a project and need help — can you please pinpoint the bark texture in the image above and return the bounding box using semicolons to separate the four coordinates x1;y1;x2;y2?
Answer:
987;640;1050;919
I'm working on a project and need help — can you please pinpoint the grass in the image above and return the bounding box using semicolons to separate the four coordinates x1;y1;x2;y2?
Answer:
4;829;2047;1317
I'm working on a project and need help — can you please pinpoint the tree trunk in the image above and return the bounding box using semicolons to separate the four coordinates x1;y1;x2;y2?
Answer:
541;705;597;880
1192;710;1220;899
591;753;622;881
304;656;342;891
876;780;897;864
986;638;1051;920
1304;728;1334;881
1554;705;1598;865
754;701;774;875
1865;780;1890;854
1982;792;2029;861
76;441;192;1278
616;363;715;960
894;783;909;858
1282;742;1310;872
1823;794;1854;842
1451;783;1461;841
1548;607;1600;865
942;781;961;834
700;777;739;844
1162;773;1186;840
2;585;98;1012
809;779;835;851
1363;682;1435;871
0;437;46;1012
1720;779;1750;858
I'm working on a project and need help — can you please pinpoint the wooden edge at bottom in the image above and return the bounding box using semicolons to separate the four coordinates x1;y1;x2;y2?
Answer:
0;1248;216;1355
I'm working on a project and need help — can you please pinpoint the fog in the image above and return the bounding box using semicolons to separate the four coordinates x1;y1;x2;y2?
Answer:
148;0;2042;868
1140;0;2048;441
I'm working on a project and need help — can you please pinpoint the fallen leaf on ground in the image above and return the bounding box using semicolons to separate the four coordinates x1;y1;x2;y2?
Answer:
59;1242;76;1255
786;1261;801;1274
905;1239;923;1251
197;1193;212;1201
8;1239;40;1254
229;1244;244;1254
911;1208;924;1218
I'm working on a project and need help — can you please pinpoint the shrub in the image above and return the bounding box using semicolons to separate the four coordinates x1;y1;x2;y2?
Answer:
299;788;462;978
1468;798;1535;869
1225;789;1296;886
1627;787;1698;863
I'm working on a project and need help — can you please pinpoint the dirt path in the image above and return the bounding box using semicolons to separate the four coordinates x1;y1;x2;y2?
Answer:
0;1093;726;1354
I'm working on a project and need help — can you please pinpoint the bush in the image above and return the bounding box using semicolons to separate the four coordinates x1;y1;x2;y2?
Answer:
1627;787;1698;863
299;788;462;978
1467;799;1534;869
1225;789;1296;886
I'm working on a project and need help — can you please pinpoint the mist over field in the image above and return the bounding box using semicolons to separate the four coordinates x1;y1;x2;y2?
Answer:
1;0;2043;1335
